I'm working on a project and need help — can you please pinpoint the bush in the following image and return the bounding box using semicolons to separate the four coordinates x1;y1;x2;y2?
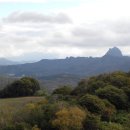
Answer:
32;125;41;130
122;87;130;102
101;100;116;122
34;89;48;97
2;123;31;130
112;112;130;128
79;94;106;114
52;106;86;130
83;114;101;130
52;86;72;96
96;85;128;109
101;122;124;130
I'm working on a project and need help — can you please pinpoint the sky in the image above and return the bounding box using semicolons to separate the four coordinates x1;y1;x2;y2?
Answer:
0;0;130;61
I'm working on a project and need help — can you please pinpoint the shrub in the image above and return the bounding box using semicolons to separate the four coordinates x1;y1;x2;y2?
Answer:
52;86;72;96
32;125;41;130
101;100;116;122
83;114;101;130
52;106;86;130
96;85;128;109
79;94;106;114
34;89;48;97
101;122;124;130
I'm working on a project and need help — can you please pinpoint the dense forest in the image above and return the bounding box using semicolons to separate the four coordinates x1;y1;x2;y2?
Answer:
0;71;130;130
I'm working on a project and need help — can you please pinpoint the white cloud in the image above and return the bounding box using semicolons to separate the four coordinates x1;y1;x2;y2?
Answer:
1;16;130;59
0;0;130;60
3;11;72;24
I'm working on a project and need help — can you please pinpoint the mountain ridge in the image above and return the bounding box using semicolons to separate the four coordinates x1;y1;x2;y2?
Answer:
0;47;129;79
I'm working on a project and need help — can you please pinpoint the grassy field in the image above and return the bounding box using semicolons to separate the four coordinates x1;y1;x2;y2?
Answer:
0;97;45;127
0;96;45;108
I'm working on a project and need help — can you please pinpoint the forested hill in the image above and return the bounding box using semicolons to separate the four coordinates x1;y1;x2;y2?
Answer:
0;47;130;77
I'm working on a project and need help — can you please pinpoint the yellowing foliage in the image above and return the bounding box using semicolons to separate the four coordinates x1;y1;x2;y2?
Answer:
23;98;48;112
32;125;41;130
36;98;48;106
52;106;86;130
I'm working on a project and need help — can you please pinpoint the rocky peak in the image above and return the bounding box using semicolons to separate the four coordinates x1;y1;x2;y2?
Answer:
104;47;123;57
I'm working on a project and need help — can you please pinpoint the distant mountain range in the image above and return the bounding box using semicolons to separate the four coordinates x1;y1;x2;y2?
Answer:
0;47;129;78
0;47;130;90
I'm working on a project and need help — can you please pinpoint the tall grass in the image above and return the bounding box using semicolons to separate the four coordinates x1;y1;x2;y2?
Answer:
0;97;45;128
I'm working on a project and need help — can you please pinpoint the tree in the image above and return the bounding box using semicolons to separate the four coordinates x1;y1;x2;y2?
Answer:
52;106;86;130
71;77;107;96
0;77;40;98
108;73;130;89
96;85;128;109
71;77;96;96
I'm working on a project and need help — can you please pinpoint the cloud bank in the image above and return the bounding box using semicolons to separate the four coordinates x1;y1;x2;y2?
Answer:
0;0;130;60
3;12;72;24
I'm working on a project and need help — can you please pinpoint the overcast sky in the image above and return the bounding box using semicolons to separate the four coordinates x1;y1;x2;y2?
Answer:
0;0;130;61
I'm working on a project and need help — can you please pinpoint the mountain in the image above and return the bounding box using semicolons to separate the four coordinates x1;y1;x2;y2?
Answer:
104;47;123;57
0;47;129;79
0;58;19;65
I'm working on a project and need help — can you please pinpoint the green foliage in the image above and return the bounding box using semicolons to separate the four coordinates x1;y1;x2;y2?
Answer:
71;77;106;96
71;80;88;96
21;101;69;130
86;80;107;94
1;71;130;130
123;87;130;102
101;122;124;130
0;77;40;98
83;114;101;130
52;86;72;96
79;94;116;121
2;123;31;130
96;85;128;109
101;99;116;122
108;72;130;88
79;94;106;114
112;112;130;128
34;89;48;97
